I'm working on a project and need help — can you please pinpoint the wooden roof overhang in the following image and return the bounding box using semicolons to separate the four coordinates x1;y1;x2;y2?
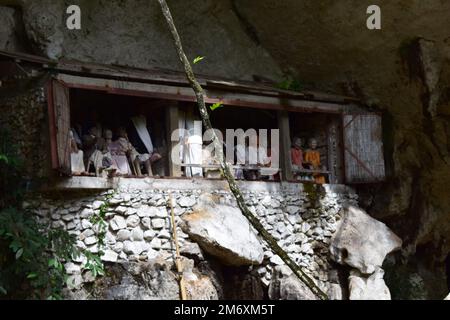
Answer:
0;50;360;113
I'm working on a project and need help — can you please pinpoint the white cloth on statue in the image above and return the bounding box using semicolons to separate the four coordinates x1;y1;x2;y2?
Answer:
247;145;258;166
71;150;85;174
112;155;132;175
72;129;82;146
184;115;203;177
89;150;104;171
185;141;203;177
131;115;154;155
178;111;186;163
235;144;246;179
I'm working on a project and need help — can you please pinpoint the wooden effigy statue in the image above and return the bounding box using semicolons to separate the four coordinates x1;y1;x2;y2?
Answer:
304;138;326;184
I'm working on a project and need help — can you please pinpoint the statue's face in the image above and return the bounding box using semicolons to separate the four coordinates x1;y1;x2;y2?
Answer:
118;128;127;138
104;130;113;140
310;139;317;149
89;127;98;137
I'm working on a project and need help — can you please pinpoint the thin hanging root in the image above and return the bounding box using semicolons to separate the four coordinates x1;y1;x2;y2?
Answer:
157;0;328;300
169;193;187;300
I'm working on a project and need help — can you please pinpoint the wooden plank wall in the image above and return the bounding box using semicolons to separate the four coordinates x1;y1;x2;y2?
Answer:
53;81;72;175
343;114;385;183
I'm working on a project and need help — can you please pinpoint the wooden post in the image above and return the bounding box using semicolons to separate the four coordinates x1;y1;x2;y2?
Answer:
166;102;182;177
169;194;187;300
278;111;294;181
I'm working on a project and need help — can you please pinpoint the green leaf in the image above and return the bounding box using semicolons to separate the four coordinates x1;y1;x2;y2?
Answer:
0;154;8;164
27;273;38;279
210;102;224;111
15;248;23;260
48;258;57;268
193;56;205;64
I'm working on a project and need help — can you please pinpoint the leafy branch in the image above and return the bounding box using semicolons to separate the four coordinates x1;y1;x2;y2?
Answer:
157;0;327;300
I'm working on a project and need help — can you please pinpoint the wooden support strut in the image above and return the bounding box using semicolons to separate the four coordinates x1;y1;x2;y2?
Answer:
168;193;187;300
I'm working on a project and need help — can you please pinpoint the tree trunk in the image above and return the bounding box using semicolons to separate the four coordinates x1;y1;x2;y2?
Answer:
157;0;328;300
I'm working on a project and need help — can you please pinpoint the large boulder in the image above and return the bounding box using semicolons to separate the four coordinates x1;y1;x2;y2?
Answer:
181;193;264;266
348;267;391;300
330;206;402;274
268;266;318;300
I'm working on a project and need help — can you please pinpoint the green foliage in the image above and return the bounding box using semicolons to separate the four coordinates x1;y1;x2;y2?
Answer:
0;208;79;299
83;192;114;278
277;77;302;92
303;182;323;208
193;56;205;64
209;102;224;112
0;128;80;299
0;129;23;208
83;251;105;278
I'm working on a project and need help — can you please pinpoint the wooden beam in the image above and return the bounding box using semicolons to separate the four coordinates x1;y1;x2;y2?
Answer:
166;102;182;177
56;74;346;114
278;111;294;181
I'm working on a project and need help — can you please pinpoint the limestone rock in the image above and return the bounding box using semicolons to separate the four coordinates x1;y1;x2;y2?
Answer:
84;236;98;246
137;205;156;218
65;263;81;275
181;193;264;266
150;238;162;250
126;215;140;228
117;229;131;241
348;268;391;300
268;266;318;300
141;217;152;229
328;283;344;300
180;242;204;261
112;242;124;253
110;216;127;231
270;255;284;266
144;230;156;240
123;241;150;256
80;208;94;219
102;250;119;263
178;196;197;208
151;218;165;229
100;261;180;300
81;219;93;230
131;228;144;241
66;275;83;291
330;206;402;274
185;273;219;300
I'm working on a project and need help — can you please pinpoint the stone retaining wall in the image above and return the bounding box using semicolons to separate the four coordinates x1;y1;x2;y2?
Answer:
26;178;358;296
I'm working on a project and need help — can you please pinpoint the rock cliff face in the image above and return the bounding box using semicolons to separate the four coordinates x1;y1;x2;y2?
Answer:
1;0;283;80
231;0;450;299
1;0;449;299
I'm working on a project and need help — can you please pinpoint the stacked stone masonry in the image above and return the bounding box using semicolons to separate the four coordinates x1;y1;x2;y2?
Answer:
26;180;358;296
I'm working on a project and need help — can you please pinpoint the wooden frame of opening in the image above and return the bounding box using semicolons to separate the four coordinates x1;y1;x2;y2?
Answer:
0;49;387;185
46;73;385;184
